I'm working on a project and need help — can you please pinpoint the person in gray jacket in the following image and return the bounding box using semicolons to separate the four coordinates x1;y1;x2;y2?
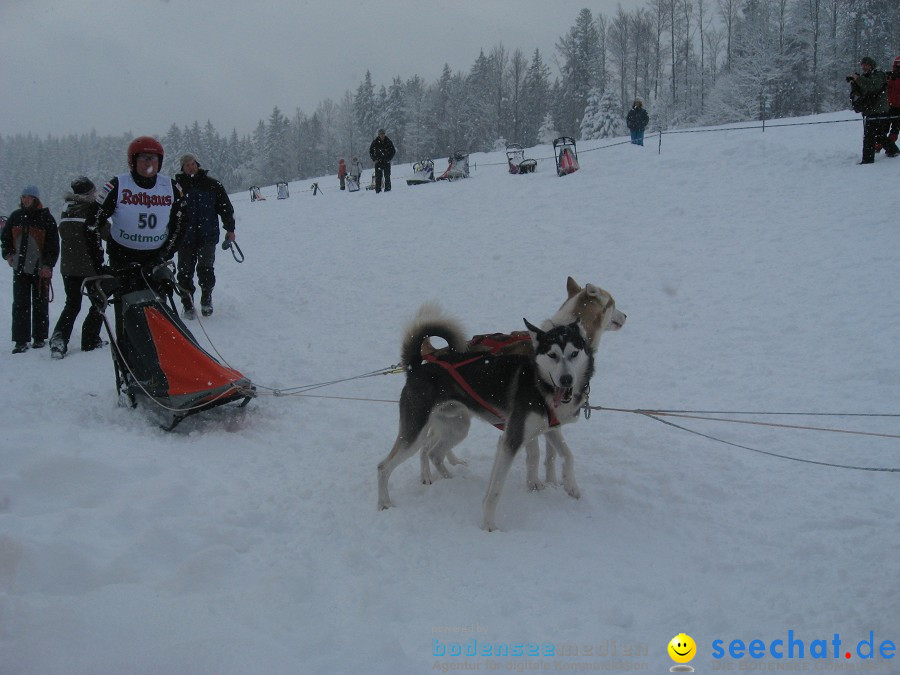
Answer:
49;177;107;358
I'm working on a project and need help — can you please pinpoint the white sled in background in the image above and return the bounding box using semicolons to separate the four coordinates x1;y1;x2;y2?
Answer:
437;152;471;181
506;144;537;174
249;186;266;201
406;159;435;186
276;181;289;199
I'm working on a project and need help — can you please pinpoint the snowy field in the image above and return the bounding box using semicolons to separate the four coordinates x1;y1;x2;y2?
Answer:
1;112;898;673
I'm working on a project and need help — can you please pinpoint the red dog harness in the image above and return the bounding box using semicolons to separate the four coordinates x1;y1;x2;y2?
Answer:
423;332;560;430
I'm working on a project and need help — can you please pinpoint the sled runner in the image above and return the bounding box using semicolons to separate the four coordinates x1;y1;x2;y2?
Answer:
437;152;470;181
249;186;266;201
553;137;579;176
406;159;435;186
85;263;255;430
276;181;289;199
506;144;537;174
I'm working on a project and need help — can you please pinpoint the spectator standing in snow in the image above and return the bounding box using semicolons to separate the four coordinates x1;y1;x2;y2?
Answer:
887;56;900;148
369;129;396;193
1;185;59;353
849;57;898;163
626;98;649;146
49;177;107;359
349;157;363;186
174;153;236;318
338;158;347;190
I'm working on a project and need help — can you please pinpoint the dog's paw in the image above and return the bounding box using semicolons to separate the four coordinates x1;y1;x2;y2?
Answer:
563;482;581;499
527;478;545;492
377;500;393;511
481;520;500;532
448;457;468;467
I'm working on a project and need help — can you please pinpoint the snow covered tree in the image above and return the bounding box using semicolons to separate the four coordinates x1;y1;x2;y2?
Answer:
581;88;623;139
538;113;558;145
520;49;552;147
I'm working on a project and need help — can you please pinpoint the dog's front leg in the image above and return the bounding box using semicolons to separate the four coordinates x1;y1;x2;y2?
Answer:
525;439;544;491
482;435;519;531
544;435;559;485
545;428;579;499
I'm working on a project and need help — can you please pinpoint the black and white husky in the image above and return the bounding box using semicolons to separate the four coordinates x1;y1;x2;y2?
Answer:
377;303;595;531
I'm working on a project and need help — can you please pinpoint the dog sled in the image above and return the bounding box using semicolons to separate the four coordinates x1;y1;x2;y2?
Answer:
437;152;470;181
276;181;290;199
553;137;579;176
84;263;255;430
506;144;537;175
347;175;360;192
249;186;266;201
406;159;435;186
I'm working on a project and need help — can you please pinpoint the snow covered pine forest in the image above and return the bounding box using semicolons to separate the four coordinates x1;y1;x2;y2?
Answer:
1;111;898;672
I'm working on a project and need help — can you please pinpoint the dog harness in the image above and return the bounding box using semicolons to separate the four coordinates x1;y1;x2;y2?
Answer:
423;332;561;431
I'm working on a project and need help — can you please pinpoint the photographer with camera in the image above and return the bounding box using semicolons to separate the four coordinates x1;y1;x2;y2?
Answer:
848;56;898;164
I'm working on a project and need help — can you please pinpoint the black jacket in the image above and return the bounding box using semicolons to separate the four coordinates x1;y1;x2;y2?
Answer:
627;106;649;132
369;135;396;164
174;168;235;247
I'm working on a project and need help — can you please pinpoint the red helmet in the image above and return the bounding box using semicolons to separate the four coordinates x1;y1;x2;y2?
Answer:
127;136;164;170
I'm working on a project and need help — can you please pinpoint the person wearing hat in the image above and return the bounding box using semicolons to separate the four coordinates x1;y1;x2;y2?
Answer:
173;152;236;318
368;129;396;193
48;177;108;359
626;97;650;146
887;56;900;146
849;57;898;163
1;185;59;353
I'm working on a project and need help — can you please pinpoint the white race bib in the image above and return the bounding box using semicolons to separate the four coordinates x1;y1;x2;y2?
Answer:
109;173;174;250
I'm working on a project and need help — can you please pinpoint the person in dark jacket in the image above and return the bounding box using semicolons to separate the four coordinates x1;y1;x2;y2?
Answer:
626;98;650;146
2;185;59;353
174;153;236;318
850;57;898;163
368;129;396;193
49;177;107;359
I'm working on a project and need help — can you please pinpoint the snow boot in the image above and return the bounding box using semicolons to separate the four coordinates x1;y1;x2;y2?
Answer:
12;342;29;354
50;334;67;359
200;289;213;317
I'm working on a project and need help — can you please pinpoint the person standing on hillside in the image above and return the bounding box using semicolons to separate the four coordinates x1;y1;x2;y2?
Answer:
368;129;396;193
626;98;649;146
338;158;347;191
2;185;59;353
887;56;900;147
174;153;236;318
49;177;107;359
849;56;898;163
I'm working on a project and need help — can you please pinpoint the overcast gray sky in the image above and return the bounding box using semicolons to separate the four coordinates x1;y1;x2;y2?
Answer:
1;0;645;138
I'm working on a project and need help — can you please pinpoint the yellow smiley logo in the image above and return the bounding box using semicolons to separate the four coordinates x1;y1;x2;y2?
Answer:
668;633;697;664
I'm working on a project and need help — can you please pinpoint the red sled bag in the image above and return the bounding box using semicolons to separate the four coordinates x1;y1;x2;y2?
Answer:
86;263;255;430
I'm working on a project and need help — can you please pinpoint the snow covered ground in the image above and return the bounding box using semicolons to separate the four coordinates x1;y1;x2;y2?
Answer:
2;112;898;674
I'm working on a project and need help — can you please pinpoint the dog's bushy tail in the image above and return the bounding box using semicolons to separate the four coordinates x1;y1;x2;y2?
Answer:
401;302;468;369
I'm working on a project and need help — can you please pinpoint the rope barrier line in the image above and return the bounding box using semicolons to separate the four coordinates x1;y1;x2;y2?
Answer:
593;407;900;439
634;411;899;473
464;116;866;167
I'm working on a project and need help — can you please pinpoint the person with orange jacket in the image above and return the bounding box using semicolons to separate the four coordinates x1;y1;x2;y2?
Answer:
338;158;347;190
